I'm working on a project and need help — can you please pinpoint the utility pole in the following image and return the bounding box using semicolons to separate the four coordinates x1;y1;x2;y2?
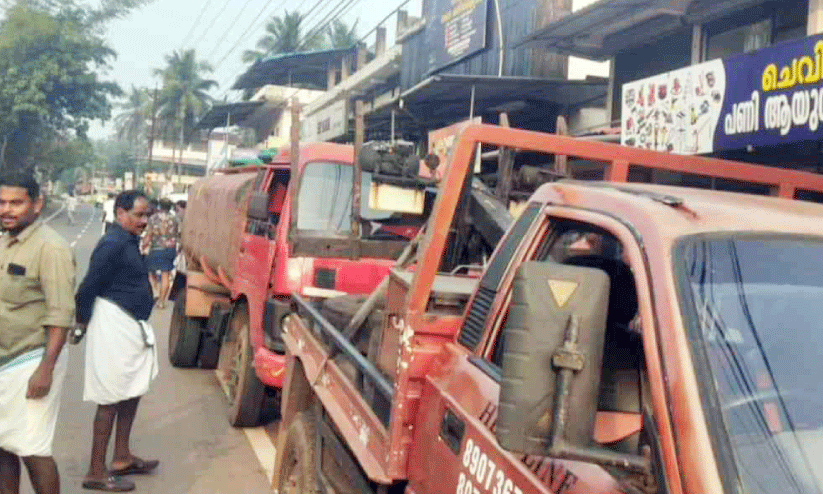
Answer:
147;85;159;189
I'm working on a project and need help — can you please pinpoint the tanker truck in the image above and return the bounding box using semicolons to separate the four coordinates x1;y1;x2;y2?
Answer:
169;140;513;427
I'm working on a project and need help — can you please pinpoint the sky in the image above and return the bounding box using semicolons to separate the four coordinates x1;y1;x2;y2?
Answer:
89;0;606;139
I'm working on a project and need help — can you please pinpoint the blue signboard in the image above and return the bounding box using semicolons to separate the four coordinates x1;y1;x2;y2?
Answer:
621;34;823;154
424;0;489;74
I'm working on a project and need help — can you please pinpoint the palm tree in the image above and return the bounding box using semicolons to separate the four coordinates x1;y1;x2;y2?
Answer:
155;49;217;177
242;10;325;63
113;86;151;154
327;18;358;49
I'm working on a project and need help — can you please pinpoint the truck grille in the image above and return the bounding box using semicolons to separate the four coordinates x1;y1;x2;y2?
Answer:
458;286;495;351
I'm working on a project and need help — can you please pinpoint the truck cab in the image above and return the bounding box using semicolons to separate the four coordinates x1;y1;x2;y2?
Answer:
274;125;823;494
172;142;429;426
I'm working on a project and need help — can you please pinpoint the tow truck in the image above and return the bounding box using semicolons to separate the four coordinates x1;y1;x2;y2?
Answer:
273;124;823;494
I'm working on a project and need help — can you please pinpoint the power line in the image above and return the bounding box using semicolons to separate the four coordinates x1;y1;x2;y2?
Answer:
357;0;414;44
299;0;361;51
297;0;324;22
211;0;288;71
180;0;215;48
211;0;336;98
189;0;235;51
300;0;337;29
204;0;259;61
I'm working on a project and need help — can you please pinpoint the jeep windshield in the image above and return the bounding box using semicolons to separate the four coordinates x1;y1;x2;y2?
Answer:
679;236;823;494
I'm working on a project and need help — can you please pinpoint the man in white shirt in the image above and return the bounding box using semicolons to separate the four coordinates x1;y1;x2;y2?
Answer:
101;193;115;235
65;194;78;225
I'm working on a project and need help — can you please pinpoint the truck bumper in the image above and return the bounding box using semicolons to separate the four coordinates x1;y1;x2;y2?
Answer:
253;346;286;389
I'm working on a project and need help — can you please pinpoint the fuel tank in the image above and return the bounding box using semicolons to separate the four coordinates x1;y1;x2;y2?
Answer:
181;171;257;280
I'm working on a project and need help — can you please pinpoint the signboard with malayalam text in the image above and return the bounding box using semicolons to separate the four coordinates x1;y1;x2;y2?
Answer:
425;0;489;73
621;34;823;154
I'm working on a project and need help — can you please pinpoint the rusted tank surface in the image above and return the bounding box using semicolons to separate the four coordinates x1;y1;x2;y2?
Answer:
181;171;256;280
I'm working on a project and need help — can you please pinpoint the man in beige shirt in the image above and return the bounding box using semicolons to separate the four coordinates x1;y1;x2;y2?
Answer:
0;172;76;494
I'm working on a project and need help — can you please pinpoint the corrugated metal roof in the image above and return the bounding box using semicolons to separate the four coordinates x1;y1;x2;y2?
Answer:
401;74;607;114
195;101;265;129
232;47;355;90
517;0;767;59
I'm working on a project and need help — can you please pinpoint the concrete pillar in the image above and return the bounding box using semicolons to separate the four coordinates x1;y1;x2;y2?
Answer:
327;62;336;89
397;9;408;32
691;24;703;64
375;27;387;57
606;57;616;125
341;54;350;80
809;0;823;35
357;43;368;70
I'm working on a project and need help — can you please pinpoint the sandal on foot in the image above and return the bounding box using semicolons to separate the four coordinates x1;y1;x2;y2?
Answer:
82;476;135;492
110;458;160;476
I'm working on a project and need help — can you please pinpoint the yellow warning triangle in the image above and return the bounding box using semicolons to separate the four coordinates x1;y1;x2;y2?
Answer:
548;279;578;308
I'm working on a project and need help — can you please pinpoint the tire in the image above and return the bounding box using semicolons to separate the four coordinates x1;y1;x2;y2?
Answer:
199;336;221;369
276;412;320;494
169;289;204;368
218;303;265;427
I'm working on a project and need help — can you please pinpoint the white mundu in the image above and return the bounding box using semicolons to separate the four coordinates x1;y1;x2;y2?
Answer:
83;298;158;405
0;348;68;456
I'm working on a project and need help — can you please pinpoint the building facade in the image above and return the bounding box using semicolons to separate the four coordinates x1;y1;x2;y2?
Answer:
526;0;823;181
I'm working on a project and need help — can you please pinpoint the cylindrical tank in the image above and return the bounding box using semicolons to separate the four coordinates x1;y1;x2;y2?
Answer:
181;171;257;280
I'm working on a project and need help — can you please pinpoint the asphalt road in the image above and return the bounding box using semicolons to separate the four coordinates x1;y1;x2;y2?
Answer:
19;203;275;494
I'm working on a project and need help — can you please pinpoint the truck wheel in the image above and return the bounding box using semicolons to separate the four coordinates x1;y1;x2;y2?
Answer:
218;303;265;427
277;412;320;494
169;289;203;368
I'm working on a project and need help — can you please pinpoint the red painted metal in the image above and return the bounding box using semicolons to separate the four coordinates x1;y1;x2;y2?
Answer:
279;124;823;493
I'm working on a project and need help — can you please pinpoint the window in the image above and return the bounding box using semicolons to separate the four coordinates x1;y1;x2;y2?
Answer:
706;19;771;61
297;161;356;233
679;236;823;493
296;161;427;236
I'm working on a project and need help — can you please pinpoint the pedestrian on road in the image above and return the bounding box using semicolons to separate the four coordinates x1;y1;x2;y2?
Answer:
0;172;76;494
65;193;77;226
76;190;159;493
143;199;178;309
101;193;115;235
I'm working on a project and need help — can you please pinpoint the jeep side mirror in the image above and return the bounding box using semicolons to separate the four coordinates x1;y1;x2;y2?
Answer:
497;261;650;474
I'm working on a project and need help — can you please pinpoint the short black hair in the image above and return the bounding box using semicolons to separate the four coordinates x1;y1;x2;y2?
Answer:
0;172;40;200
176;200;187;208
158;199;172;212
115;190;147;212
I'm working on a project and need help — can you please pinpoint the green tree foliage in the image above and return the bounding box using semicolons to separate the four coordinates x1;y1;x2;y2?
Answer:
242;10;326;63
114;86;152;150
154;49;217;170
327;18;358;49
0;0;151;170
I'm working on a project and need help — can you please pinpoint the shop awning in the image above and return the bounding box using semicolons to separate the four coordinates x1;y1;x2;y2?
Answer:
399;74;607;127
517;0;761;59
196;101;265;129
233;47;355;90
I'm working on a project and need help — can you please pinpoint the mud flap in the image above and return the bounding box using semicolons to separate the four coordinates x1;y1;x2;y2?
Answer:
169;272;187;303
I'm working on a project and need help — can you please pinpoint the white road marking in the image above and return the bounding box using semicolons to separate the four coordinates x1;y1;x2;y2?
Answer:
43;204;65;223
214;369;277;484
244;427;276;484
